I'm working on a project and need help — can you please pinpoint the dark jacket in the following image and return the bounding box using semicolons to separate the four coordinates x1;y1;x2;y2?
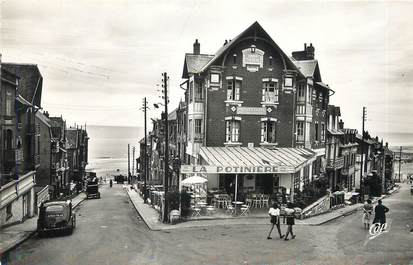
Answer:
374;204;389;219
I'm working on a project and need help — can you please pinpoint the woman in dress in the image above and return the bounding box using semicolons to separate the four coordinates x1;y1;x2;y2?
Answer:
362;199;373;229
267;203;284;239
284;203;296;241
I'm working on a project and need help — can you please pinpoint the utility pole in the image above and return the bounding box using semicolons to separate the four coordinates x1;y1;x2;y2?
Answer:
128;144;131;184
162;72;169;223
360;107;366;180
398;146;402;182
132;146;135;178
360;107;366;198
142;97;148;203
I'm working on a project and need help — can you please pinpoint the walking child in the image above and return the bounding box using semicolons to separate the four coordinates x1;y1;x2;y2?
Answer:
267;203;285;240
362;199;373;229
284;203;296;241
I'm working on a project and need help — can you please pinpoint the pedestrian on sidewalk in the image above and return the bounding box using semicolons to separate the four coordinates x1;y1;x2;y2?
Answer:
362;199;373;229
267;203;285;240
284;203;296;241
373;199;389;225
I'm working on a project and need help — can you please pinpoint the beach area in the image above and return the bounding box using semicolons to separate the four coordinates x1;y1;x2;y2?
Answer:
85;125;143;177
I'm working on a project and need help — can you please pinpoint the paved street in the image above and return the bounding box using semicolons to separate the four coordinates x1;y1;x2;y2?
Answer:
3;184;412;265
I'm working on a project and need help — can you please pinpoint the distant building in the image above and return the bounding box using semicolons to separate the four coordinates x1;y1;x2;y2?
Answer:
36;112;69;197
66;127;89;188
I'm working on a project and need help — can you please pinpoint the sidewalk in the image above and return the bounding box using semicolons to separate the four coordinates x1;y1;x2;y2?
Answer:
0;192;86;256
126;184;401;231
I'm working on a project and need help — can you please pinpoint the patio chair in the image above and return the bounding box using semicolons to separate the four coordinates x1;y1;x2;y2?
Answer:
206;205;215;216
245;198;253;207
240;205;250;216
253;194;262;208
262;195;270;208
225;204;235;215
191;207;201;217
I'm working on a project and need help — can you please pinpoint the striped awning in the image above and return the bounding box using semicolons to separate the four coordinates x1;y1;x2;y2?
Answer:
197;147;316;174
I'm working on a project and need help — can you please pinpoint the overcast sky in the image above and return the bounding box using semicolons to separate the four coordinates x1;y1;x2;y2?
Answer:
1;0;412;144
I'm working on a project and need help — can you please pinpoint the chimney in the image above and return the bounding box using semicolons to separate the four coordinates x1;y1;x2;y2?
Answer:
306;43;315;60
193;39;200;55
338;119;344;130
292;42;315;60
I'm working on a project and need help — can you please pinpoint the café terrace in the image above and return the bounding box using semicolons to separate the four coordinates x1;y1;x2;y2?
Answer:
180;147;316;203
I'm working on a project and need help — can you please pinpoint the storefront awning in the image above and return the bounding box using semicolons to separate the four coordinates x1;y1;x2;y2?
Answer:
181;147;315;174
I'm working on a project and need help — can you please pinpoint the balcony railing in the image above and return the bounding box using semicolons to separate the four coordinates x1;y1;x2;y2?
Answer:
297;96;306;103
193;133;204;142
296;135;305;142
262;92;278;103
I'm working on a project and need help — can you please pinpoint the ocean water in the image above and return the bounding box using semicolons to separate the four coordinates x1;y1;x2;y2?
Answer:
84;126;413;177
85;125;143;177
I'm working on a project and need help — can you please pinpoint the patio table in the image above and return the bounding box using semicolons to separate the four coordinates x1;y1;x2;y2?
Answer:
232;201;244;215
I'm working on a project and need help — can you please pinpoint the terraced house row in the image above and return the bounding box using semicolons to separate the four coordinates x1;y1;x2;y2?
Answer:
0;60;88;228
139;22;394;212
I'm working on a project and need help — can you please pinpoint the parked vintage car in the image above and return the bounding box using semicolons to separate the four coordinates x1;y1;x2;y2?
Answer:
86;179;100;199
37;200;76;236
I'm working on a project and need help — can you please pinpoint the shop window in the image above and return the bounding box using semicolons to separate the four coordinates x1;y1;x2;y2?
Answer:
225;120;240;142
261;121;276;143
227;78;241;101
262;81;278;103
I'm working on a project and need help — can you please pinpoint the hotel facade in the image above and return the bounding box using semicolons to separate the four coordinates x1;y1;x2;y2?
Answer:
179;22;333;201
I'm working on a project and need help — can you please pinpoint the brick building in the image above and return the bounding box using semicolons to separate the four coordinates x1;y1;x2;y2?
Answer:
179;22;340;201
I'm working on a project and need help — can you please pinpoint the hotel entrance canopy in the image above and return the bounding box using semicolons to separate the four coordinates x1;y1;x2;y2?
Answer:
180;147;316;174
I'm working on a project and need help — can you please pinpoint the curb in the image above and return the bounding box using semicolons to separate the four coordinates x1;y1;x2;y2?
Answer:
0;193;87;258
125;189;155;231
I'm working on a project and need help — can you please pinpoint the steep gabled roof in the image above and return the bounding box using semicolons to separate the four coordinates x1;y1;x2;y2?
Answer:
199;21;303;77
182;54;214;78
2;63;43;107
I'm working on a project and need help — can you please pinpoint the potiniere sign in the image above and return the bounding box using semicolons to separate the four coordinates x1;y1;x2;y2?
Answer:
180;165;295;174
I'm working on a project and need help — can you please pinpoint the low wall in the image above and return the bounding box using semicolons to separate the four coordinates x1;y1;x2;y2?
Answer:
0;171;36;227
